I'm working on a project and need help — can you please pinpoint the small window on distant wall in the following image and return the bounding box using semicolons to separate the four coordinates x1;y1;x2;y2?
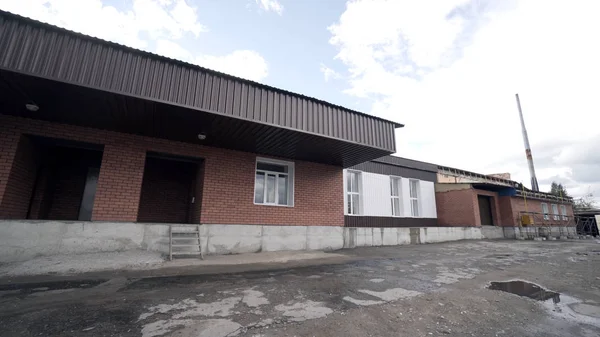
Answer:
347;171;361;215
390;177;402;217
409;179;420;217
541;203;549;220
551;204;560;220
254;158;294;206
560;205;568;220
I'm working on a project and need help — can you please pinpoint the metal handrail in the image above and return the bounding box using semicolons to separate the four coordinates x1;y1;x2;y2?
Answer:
517;211;575;239
517;211;575;226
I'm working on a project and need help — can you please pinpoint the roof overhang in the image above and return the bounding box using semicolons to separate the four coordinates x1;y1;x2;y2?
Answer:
0;10;402;167
472;183;515;192
372;155;438;173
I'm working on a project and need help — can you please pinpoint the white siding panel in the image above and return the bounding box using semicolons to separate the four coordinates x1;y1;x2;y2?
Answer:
420;181;437;218
343;169;437;219
361;172;392;216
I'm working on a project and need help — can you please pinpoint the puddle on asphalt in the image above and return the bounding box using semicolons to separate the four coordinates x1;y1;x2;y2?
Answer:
489;280;600;326
488;280;561;303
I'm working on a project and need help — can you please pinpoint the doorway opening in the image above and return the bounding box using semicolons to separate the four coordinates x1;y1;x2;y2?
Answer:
137;152;204;224
478;195;494;226
24;137;104;220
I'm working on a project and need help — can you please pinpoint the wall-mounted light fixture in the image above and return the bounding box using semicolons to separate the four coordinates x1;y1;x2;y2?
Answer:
25;103;39;112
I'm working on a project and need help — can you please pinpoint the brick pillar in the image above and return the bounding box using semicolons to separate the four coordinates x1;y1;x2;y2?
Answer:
0;134;40;219
498;196;515;226
91;143;146;222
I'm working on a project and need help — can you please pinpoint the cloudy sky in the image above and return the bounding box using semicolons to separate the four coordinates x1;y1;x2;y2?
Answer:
2;0;599;200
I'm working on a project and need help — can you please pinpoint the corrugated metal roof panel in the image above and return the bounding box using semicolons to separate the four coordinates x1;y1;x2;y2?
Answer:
371;156;438;173
0;10;401;153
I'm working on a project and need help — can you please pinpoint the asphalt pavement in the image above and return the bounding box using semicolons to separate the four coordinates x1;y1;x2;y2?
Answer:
1;239;599;337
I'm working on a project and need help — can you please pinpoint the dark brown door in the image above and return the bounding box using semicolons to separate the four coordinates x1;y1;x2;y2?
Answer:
478;195;494;226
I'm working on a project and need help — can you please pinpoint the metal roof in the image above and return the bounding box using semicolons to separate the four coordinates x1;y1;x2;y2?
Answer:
0;10;401;154
372;155;438;173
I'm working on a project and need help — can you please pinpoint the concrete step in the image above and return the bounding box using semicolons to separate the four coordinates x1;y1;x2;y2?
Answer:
171;251;202;255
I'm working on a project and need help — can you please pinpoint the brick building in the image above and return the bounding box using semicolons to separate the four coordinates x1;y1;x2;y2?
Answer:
436;166;575;230
0;12;400;235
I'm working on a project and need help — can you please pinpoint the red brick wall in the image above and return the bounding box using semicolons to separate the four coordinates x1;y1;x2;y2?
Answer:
0;126;19;211
91;143;147;222
0;115;344;226
200;154;342;226
436;187;505;227
435;188;477;226
0;135;40;219
509;197;574;226
137;158;196;223
498;196;515;226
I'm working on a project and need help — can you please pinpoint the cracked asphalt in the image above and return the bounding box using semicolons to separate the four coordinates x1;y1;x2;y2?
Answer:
1;239;599;337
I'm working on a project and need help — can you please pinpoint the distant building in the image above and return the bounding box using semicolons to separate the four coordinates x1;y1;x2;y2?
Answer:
436;165;575;235
488;173;511;180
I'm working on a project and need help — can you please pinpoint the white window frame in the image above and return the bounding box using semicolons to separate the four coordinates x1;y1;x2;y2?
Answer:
560;205;568;220
551;204;560;220
409;179;420;217
346;170;361;215
390;176;402;217
254;157;294;207
541;203;549;220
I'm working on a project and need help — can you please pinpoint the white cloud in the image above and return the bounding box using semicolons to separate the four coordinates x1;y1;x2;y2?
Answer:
195;50;269;82
1;0;207;49
255;0;284;15
329;0;600;198
155;39;193;60
155;40;269;82
2;0;269;82
320;63;341;82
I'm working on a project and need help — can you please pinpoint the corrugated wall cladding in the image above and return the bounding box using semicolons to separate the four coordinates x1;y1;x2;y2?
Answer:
344;216;437;228
372;156;438;172
349;161;437;182
0;11;398;152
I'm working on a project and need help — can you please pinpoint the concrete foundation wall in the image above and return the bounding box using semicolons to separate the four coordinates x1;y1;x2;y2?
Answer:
0;220;170;262
481;226;505;239
503;226;577;239
0;221;512;262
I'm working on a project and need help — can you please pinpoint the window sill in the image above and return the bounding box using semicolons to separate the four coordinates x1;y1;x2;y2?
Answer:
254;202;294;208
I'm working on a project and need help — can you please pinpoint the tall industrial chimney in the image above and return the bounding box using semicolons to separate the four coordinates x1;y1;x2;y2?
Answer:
515;93;539;192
